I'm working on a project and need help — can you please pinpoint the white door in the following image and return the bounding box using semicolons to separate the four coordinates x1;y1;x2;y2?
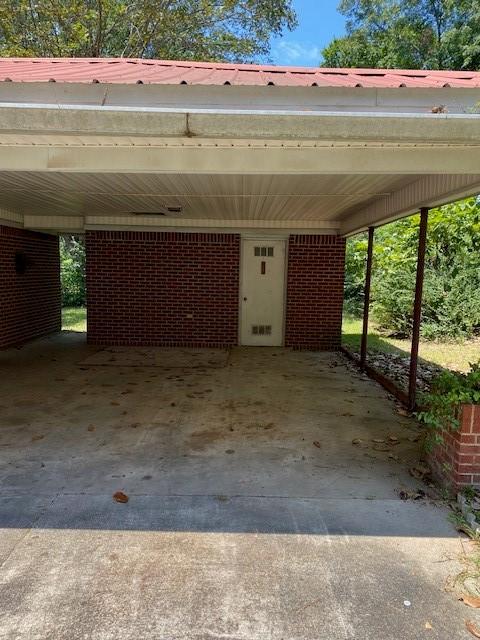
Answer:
240;239;286;346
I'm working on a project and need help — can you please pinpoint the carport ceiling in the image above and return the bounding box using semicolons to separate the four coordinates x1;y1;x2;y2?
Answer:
0;172;418;222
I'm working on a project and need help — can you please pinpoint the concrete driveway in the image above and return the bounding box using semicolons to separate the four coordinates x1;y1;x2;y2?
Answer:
0;333;476;639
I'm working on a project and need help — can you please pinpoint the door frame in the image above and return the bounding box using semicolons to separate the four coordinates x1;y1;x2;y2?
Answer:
238;234;288;346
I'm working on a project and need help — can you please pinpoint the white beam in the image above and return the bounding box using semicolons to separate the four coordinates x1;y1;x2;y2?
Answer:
341;174;480;235
2;144;480;175
0;207;23;227
21;214;340;233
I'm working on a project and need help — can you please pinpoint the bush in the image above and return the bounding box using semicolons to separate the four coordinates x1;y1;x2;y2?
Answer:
417;361;480;449
345;197;480;340
60;235;85;307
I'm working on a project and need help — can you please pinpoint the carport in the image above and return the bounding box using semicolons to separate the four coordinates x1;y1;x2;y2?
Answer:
1;59;480;360
1;59;480;638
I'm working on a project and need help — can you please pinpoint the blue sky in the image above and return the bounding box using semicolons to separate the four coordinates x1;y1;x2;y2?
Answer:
270;0;345;67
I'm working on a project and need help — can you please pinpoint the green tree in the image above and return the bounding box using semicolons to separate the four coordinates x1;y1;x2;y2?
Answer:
322;0;480;70
0;0;297;62
345;197;480;340
60;235;86;307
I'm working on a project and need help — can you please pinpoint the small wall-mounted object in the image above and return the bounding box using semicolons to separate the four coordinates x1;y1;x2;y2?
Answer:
14;251;29;275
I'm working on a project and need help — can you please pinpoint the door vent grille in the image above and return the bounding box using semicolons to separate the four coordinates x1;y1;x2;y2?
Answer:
252;325;272;336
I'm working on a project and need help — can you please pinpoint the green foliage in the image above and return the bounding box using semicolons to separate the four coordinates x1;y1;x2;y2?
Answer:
343;232;368;316
0;0;297;62
417;361;480;449
345;197;480;341
322;0;480;70
60;235;86;307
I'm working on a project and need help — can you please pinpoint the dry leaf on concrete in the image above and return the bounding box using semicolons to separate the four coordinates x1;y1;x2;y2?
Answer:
466;620;480;638
87;425;95;432
31;434;44;442
461;595;480;609
425;622;433;630
313;441;321;448
113;491;129;504
373;443;392;452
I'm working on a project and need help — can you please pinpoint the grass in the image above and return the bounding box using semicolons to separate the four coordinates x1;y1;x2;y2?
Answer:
342;314;480;373
62;306;87;332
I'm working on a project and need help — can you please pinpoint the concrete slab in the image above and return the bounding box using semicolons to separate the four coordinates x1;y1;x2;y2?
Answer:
78;346;229;368
0;333;476;639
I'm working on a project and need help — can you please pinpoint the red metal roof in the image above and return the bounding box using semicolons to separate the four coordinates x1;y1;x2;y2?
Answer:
0;57;479;88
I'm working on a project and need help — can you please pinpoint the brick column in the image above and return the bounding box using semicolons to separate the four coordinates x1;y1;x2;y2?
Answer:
427;405;480;489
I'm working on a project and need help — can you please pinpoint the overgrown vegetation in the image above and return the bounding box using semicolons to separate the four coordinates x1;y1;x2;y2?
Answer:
417;362;480;448
344;197;480;341
60;236;86;307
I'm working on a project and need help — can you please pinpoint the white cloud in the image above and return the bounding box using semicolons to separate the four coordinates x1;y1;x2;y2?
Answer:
271;40;322;66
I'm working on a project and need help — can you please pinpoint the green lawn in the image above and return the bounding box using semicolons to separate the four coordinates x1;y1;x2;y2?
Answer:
62;307;87;332
342;315;480;373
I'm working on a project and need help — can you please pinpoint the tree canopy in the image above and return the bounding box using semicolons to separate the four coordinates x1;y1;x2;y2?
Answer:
0;0;297;62
322;0;480;70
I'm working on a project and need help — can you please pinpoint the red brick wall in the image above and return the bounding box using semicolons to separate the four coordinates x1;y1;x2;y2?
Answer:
428;405;480;489
86;231;240;347
0;225;61;348
285;235;346;350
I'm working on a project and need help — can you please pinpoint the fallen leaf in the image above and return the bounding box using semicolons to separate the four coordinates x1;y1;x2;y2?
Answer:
313;441;321;448
373;443;392;452
110;401;120;406
466;620;480;638
409;465;430;480
352;438;363;445
87;425;95;432
425;622;433;630
461;595;480;609
31;434;44;442
396;407;410;417
372;438;385;443
113;491;129;504
388;435;400;443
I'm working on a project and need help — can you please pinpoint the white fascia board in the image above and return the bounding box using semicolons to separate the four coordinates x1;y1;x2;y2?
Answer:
341;174;480;235
1;103;480;144
1;83;480;115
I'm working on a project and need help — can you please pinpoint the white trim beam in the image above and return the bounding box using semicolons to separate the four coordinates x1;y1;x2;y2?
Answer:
341;174;480;235
1;144;480;175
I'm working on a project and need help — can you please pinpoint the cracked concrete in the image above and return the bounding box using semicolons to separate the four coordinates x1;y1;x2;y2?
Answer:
0;332;476;639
